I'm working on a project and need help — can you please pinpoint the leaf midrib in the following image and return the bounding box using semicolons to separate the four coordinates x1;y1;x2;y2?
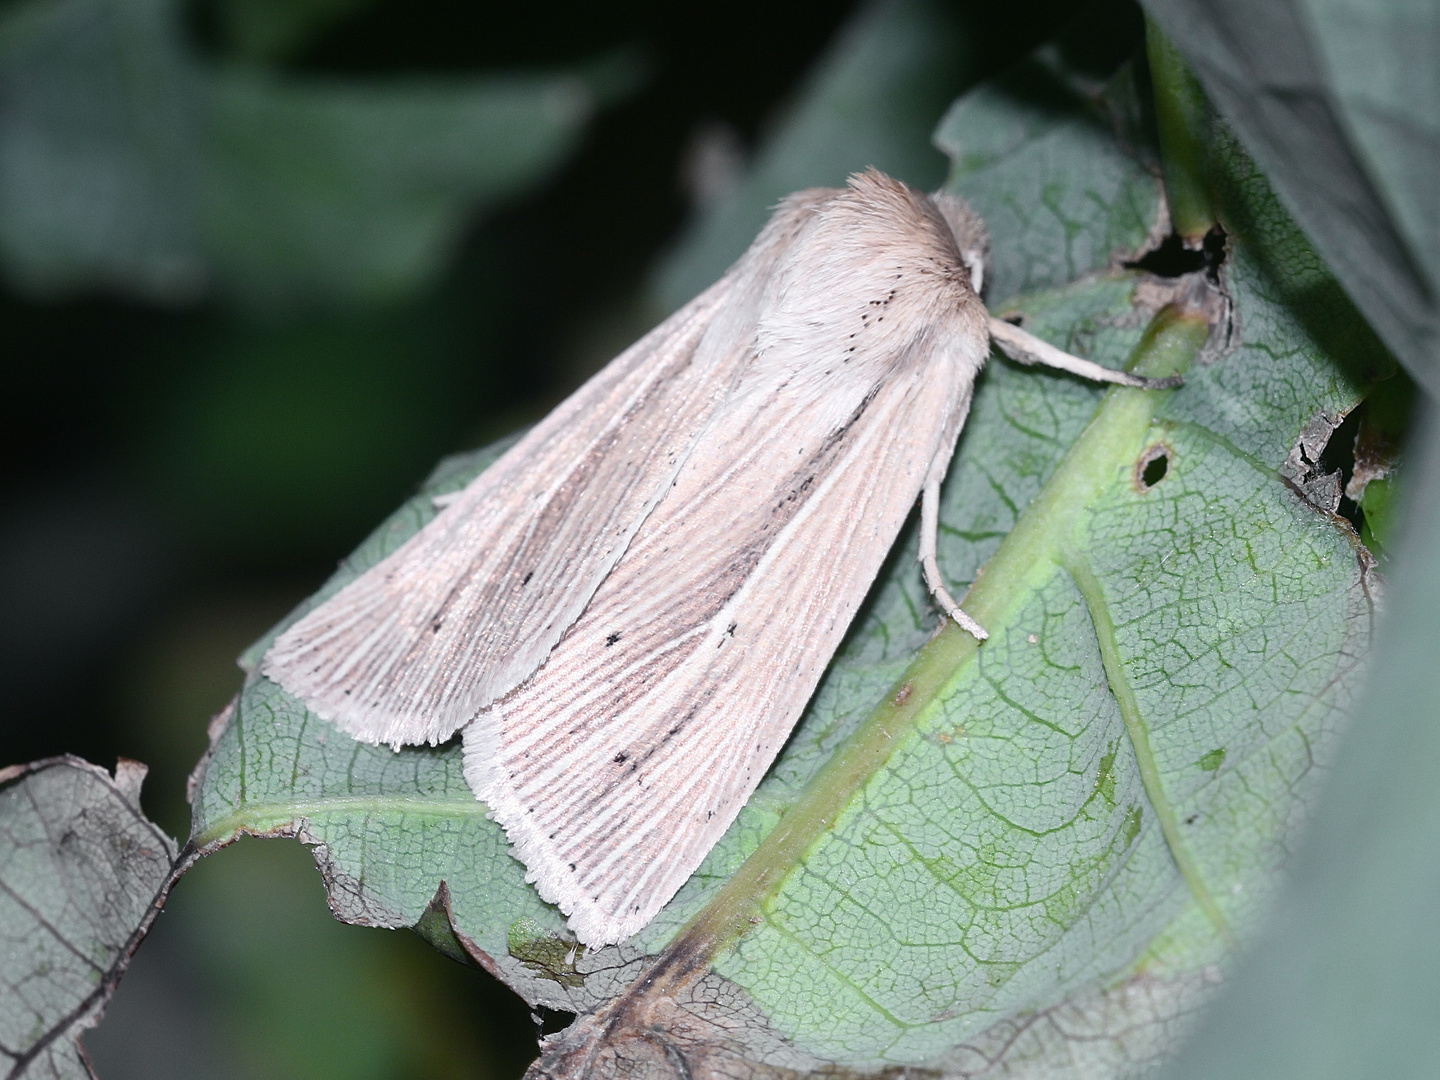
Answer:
193;795;489;850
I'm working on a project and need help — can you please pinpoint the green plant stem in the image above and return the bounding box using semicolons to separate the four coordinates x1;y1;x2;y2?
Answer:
1146;18;1217;241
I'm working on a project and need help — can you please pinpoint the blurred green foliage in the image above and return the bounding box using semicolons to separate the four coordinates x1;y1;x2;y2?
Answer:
653;0;971;308
0;0;623;310
170;839;534;1080
212;0;379;62
135;276;508;560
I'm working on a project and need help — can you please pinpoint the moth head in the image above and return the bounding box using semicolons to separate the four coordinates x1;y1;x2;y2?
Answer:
929;190;990;297
825;171;981;299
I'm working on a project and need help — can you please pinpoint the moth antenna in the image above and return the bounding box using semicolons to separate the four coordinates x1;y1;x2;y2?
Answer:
920;477;988;641
988;317;1184;390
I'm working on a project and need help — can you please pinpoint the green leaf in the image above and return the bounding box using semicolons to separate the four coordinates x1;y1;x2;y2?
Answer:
192;12;1380;1075
0;757;179;1080
1153;415;1440;1080
0;0;617;310
1138;0;1440;398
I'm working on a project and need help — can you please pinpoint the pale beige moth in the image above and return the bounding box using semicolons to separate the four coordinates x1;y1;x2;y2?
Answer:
263;170;1179;947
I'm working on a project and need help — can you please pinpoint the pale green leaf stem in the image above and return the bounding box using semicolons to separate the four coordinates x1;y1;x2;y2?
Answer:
192;796;491;851
1146;18;1217;240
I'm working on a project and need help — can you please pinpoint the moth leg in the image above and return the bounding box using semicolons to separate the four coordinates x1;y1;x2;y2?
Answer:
988;317;1184;390
920;476;988;641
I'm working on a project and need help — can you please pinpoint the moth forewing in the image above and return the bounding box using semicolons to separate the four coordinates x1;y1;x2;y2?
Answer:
260;192;831;750
260;287;725;747
464;172;991;946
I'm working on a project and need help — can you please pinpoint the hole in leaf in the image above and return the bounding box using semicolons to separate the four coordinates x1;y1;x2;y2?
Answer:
1135;444;1171;491
1126;226;1227;280
1318;405;1365;533
535;1005;577;1039
1141;454;1168;487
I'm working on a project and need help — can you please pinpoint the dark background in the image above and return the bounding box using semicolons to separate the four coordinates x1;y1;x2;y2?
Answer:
0;0;1090;1075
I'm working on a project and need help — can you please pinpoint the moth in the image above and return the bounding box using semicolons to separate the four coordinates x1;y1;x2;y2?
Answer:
263;170;1178;947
